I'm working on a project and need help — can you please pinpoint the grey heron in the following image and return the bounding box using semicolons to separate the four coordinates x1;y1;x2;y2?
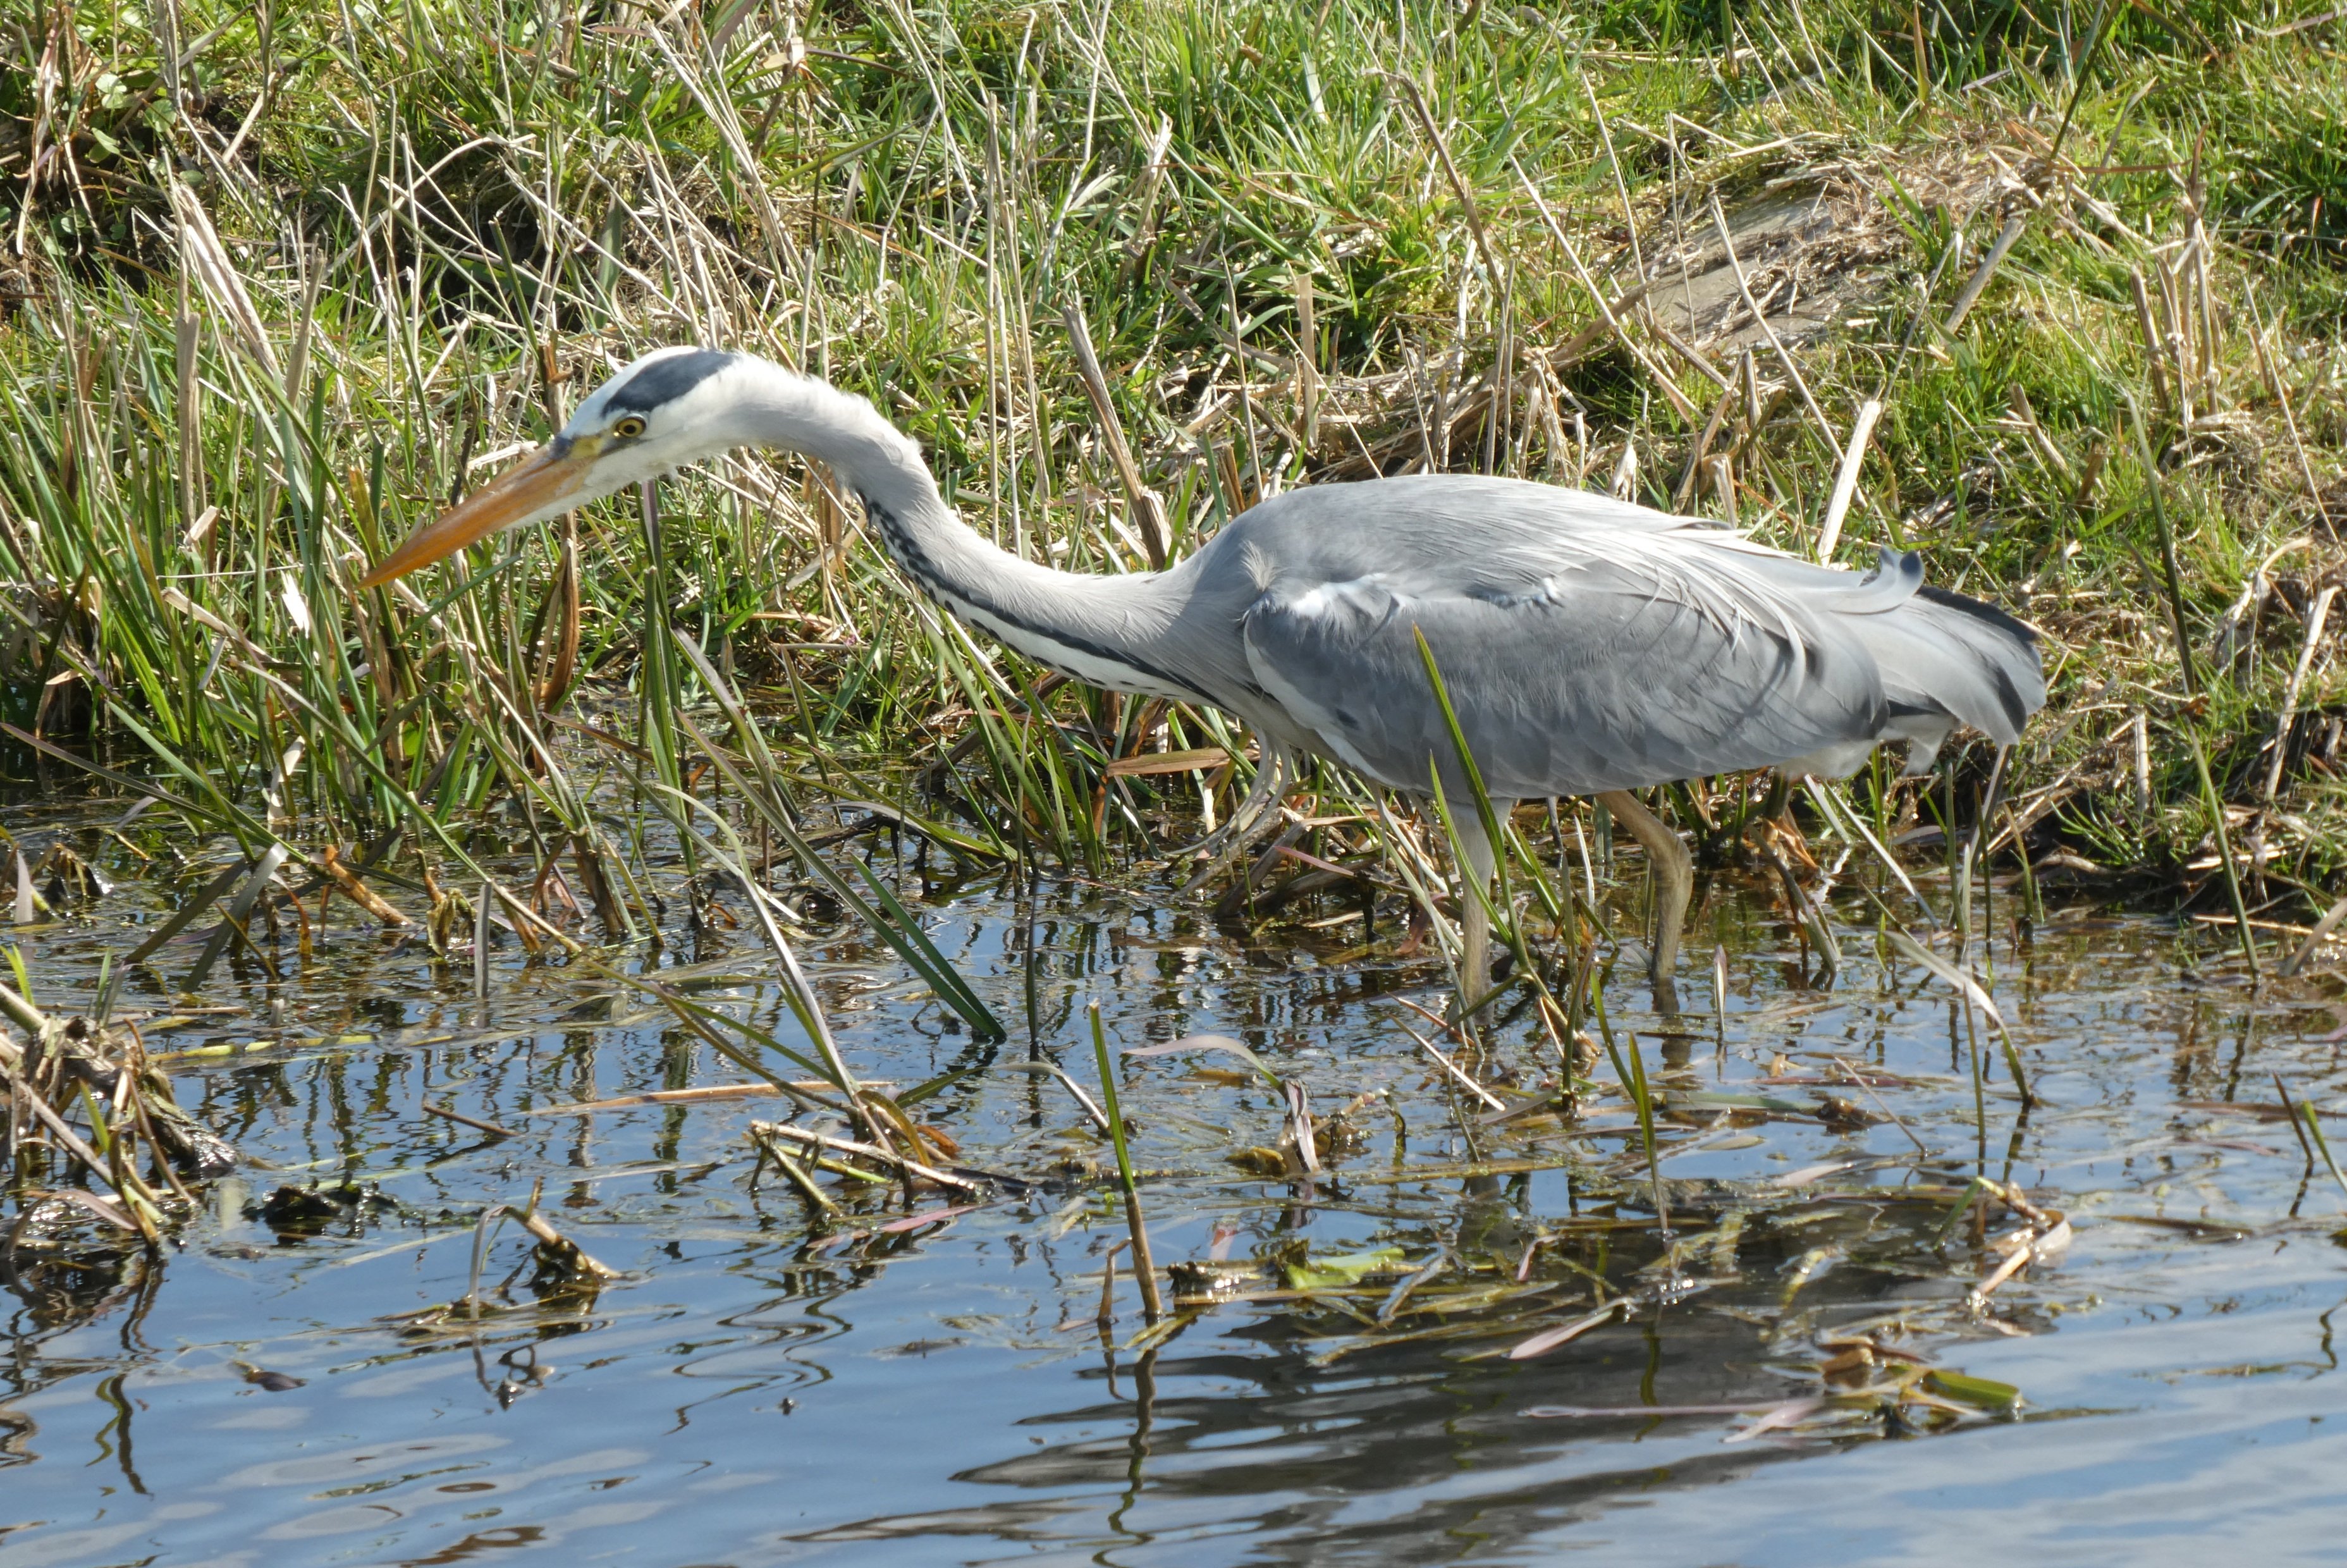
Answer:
363;347;2044;1000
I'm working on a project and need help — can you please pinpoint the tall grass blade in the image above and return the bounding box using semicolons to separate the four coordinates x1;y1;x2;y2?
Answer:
1090;1002;1162;1323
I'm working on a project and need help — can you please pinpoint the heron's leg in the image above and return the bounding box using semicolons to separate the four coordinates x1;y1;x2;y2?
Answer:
1595;788;1691;995
1178;744;1294;897
1445;803;1506;1019
1459;894;1489;1022
1178;742;1289;857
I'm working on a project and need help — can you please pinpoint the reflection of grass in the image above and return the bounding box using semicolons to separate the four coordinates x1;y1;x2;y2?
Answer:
3;0;2345;991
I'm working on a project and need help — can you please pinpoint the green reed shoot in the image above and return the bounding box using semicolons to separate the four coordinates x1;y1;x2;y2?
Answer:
1090;1002;1162;1323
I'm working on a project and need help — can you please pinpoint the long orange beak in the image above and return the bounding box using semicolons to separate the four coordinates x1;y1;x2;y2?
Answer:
359;441;592;588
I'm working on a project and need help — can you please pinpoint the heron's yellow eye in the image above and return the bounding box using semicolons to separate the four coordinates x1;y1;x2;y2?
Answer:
611;416;647;439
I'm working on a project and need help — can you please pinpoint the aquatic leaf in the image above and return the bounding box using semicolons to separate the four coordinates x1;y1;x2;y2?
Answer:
1091;1003;1165;1323
1672;1090;1815;1115
671;698;1005;1041
853;859;1007;1039
2109;1214;2255;1241
1770;1160;1856;1189
876;1203;986;1234
897;1065;982;1108
1722;1396;1833;1443
1816;1345;1875;1380
997;1061;1112;1131
1124;1033;1277;1084
1884;931;2001;1020
1373;1254;1450;1326
2178;1099;2346;1124
1344;1155;1583;1186
1283;1246;1406;1291
185;845;291;988
1921;1370;2021;1411
1885;929;2032;1103
1525;1400;1800;1419
1103;746;1231;777
1507;1298;1630;1359
821;797;1004;863
420;1100;517;1139
524;1083;847;1116
1406;1026;1509;1112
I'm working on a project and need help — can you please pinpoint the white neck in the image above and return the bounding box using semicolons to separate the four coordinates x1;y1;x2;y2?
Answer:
712;358;1209;702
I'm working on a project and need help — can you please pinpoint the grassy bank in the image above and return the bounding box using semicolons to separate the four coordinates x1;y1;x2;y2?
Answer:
2;0;2344;959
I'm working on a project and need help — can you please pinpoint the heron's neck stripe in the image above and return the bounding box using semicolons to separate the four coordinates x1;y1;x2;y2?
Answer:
864;498;1208;702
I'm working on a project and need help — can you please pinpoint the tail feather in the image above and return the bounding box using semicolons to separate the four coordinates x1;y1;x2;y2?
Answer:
1843;585;2044;764
1736;546;2046;775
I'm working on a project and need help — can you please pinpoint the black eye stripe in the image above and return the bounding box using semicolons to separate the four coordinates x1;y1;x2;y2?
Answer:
604;349;733;414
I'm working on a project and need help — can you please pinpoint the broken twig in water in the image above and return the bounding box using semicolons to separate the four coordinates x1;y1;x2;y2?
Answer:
422;1100;516;1139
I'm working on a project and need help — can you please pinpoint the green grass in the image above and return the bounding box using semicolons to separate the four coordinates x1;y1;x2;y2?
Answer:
3;0;2346;953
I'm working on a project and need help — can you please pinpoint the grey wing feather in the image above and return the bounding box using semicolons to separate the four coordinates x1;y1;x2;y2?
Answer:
1240;559;1888;799
1221;475;2042;795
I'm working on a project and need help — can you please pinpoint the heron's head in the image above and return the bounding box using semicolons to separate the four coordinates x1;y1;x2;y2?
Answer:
360;347;745;587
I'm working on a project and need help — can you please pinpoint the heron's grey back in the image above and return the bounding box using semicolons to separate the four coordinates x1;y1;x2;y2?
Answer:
1206;475;2040;797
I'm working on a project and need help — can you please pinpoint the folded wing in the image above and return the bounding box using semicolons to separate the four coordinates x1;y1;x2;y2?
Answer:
1229;478;2042;794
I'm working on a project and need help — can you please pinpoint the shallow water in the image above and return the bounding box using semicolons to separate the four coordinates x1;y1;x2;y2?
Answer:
4;787;2347;1567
